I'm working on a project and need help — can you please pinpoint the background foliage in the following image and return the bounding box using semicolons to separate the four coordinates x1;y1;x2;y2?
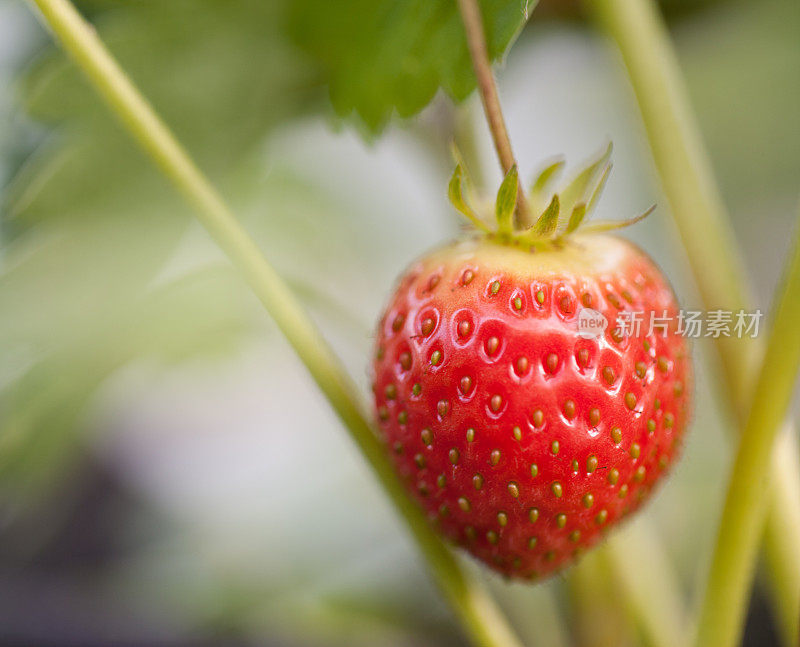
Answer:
0;0;797;644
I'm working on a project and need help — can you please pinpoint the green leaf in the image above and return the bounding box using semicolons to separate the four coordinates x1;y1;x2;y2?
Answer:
495;164;519;235
0;0;339;494
0;264;259;494
532;194;560;237
559;142;613;219
9;1;315;227
448;165;491;232
289;0;534;133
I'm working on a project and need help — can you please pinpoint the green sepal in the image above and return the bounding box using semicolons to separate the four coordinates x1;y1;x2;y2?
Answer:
532;194;560;237
529;158;565;216
581;204;656;234
448;164;490;232
449;142;475;192
495;164;518;235
445;141;647;242
560;142;613;218
586;161;612;215
565;202;588;234
530;158;565;197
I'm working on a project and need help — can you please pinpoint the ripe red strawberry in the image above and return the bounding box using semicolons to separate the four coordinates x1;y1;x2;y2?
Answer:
371;156;691;580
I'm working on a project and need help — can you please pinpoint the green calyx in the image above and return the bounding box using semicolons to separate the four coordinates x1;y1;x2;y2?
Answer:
448;142;654;249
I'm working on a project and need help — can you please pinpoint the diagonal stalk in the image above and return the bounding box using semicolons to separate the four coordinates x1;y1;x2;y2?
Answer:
591;0;800;644
22;1;525;645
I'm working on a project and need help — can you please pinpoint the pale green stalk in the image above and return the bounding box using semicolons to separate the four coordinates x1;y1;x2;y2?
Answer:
692;222;800;647
592;0;800;644
23;1;524;645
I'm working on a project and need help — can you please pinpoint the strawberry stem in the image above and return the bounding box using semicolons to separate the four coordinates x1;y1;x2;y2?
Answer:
456;0;532;228
24;1;526;646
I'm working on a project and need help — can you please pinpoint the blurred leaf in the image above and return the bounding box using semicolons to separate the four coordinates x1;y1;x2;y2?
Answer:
0;0;321;494
289;0;533;133
0;265;261;495
535;0;730;22
8;0;316;227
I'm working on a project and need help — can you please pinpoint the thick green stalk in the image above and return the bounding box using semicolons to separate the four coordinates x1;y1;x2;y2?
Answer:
592;0;800;644
692;222;800;647
23;1;524;646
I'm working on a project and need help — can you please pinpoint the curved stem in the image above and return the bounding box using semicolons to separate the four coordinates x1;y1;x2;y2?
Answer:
23;1;524;645
692;219;800;647
591;0;800;644
456;0;531;227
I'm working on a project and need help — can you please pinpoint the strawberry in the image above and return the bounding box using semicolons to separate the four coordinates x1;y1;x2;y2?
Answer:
371;150;691;580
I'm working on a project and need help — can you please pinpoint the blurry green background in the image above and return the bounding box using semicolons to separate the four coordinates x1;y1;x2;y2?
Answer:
0;0;797;645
